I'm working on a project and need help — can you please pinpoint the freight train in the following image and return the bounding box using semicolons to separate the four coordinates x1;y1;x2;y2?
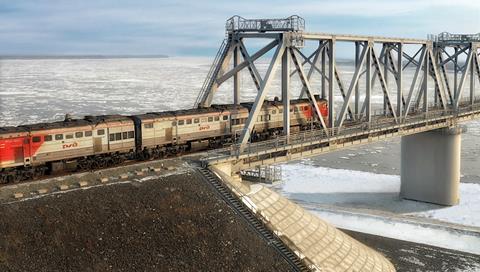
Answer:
0;97;328;184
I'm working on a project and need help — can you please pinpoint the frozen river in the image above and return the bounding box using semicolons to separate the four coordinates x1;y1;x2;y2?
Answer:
1;57;479;269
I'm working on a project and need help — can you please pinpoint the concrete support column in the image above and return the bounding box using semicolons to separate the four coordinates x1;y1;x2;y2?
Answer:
400;126;465;206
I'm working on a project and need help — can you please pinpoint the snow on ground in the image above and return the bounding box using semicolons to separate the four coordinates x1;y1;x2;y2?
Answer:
281;162;480;228
277;162;480;254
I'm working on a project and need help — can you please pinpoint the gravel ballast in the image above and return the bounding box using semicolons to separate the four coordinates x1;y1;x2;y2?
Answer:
0;170;291;271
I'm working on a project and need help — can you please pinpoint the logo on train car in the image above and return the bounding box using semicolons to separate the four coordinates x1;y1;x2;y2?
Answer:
199;125;210;131
62;142;78;149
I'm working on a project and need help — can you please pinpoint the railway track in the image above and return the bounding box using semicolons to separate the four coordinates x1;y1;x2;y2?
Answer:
197;168;311;272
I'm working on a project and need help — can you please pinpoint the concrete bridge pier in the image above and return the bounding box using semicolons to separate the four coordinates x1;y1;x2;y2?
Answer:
400;126;465;206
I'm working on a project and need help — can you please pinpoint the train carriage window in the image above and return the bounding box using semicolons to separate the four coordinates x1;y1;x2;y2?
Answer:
186;119;192;125
208;117;213;122
294;107;299;113
115;133;122;141
214;116;219;121
178;120;184;125
109;134;115;141
290;108;293;112
32;136;41;143
279;109;283;114
44;135;53;141
75;132;83;138
194;118;199;124
55;134;63;140
97;129;105;136
66;134;74;139
223;115;228;121
123;132;128;139
201;117;207;123
144;123;154;129
128;131;134;139
85;131;92;137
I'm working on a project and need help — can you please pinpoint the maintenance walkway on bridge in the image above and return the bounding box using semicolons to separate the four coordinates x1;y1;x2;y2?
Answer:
202;101;479;168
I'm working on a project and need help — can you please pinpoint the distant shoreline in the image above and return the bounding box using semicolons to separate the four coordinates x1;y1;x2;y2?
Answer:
0;55;169;60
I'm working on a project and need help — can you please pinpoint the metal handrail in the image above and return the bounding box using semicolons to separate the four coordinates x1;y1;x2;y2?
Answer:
226;15;305;33
193;39;228;108
204;101;480;162
428;32;480;43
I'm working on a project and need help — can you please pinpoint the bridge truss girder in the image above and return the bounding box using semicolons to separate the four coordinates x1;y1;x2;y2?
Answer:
196;32;480;146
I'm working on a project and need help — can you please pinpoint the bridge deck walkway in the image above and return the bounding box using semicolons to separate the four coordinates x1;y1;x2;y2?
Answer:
203;102;480;168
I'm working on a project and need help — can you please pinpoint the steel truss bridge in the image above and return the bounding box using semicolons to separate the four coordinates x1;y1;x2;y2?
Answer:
196;15;480;168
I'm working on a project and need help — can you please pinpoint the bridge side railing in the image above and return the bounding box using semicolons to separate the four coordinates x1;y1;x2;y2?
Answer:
204;99;480;162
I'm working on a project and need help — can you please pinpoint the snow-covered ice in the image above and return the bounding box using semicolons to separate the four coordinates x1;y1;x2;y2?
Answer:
278;162;480;254
282;163;400;194
281;163;480;228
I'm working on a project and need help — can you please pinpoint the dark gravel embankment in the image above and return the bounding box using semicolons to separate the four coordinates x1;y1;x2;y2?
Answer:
0;171;291;272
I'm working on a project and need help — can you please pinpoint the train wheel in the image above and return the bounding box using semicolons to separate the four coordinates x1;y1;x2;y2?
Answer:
99;158;108;168
24;168;35;180
143;152;152;161
0;174;7;184
6;175;14;184
7;174;21;184
33;168;46;179
90;160;100;170
78;160;91;171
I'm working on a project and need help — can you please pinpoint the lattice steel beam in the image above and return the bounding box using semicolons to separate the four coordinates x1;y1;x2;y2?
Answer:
238;42;286;145
197;17;480;146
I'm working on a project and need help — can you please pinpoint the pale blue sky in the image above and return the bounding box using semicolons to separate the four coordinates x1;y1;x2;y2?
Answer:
0;0;479;56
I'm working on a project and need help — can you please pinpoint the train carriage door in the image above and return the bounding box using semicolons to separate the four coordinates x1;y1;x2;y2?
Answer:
165;127;172;141
220;122;227;134
94;137;103;153
22;137;32;165
14;146;24;164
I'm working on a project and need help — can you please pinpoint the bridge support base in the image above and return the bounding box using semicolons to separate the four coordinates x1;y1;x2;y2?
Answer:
400;126;464;206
